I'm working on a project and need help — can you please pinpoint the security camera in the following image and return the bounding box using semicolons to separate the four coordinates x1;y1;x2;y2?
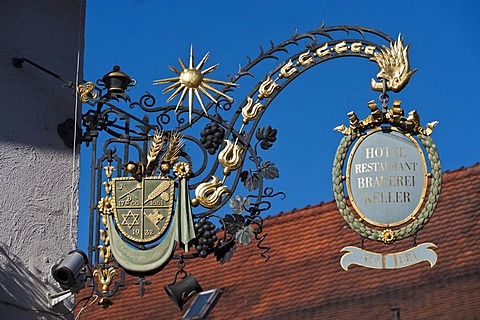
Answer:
51;249;88;293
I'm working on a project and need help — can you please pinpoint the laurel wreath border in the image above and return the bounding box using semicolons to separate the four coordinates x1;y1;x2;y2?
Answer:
332;133;442;242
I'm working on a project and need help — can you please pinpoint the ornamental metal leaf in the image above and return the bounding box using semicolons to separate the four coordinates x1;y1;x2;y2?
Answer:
236;226;255;246
244;172;262;191
256;126;278;150
240;170;249;182
229;196;251;215
214;241;237;265
223;214;246;234
261;161;279;180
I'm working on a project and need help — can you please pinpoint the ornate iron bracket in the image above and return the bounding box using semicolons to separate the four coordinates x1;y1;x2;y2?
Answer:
14;24;417;300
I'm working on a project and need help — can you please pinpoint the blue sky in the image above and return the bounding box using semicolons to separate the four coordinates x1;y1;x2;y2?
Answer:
79;0;480;250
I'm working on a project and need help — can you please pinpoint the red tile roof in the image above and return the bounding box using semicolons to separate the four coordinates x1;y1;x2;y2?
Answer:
79;163;480;319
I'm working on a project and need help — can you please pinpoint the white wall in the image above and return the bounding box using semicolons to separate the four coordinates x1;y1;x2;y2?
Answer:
0;0;85;318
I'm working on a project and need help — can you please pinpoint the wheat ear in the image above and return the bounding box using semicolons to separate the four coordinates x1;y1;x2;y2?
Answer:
145;129;164;175
162;131;184;165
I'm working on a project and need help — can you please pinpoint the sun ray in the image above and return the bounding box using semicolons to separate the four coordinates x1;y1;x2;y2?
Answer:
162;82;181;93
189;45;195;69
153;77;180;85
201;64;219;75
178;58;188;70
188;88;194;123
175;88;188;111
202;83;235;101
196;52;210;70
194;89;208;115
166;85;185;102
203;77;238;87
198;86;218;104
168;65;183;75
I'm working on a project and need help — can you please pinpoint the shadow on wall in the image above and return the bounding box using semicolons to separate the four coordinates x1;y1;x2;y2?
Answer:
0;242;71;319
0;54;82;151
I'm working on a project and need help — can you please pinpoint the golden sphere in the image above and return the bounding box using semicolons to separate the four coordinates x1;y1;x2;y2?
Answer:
191;198;200;207
180;69;203;88
160;163;170;173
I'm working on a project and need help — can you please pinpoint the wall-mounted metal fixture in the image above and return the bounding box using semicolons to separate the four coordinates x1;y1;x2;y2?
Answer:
12;57;74;88
15;24;413;313
12;57;85;149
48;249;89;309
51;249;89;292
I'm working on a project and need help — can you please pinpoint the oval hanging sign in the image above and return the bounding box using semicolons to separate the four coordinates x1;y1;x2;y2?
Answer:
346;127;427;227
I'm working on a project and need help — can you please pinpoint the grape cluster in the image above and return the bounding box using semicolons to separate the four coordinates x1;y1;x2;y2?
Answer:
194;218;218;258
200;122;225;155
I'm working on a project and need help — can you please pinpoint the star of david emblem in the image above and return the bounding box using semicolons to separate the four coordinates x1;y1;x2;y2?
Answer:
121;211;140;229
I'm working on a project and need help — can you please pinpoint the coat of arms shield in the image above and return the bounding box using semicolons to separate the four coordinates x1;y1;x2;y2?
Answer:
112;176;174;243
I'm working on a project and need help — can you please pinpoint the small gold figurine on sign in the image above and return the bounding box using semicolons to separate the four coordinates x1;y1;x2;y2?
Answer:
370;34;417;93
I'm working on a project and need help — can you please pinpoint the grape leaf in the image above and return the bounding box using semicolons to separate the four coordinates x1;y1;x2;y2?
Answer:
236;226;255;246
240;170;249;182
229;196;250;215
261;161;279;180
223;214;246;234
244;172;261;191
256;126;278;150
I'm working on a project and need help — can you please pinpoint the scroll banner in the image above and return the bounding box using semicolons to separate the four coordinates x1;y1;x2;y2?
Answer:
340;242;437;271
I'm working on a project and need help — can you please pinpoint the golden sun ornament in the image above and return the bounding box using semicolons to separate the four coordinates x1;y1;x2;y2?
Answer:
153;45;237;123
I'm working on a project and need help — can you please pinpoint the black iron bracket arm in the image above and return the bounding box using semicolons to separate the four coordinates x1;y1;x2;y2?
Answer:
12;56;92;148
12;57;75;88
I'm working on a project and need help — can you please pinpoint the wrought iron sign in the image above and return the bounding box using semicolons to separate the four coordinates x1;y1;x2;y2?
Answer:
14;24;441;310
332;36;442;270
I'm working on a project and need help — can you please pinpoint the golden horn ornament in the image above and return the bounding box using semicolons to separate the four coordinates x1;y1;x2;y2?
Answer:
218;140;245;175
192;176;230;209
258;76;280;99
241;97;264;124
